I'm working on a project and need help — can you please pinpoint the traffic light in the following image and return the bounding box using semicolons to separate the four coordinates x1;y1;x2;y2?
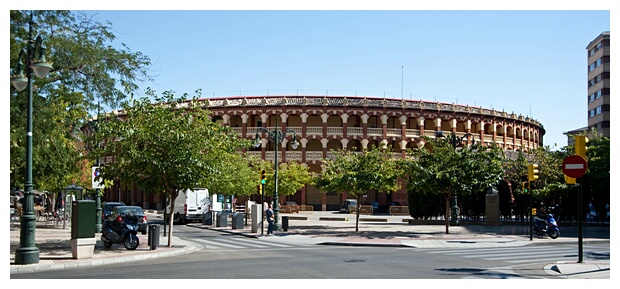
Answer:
528;163;539;182
260;169;267;184
522;182;528;194
257;184;262;195
575;135;588;161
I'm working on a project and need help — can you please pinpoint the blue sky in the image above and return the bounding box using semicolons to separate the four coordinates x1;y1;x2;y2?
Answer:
85;8;610;148
6;1;614;150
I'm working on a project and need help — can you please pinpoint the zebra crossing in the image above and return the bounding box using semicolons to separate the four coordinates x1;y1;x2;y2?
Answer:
414;245;607;264
190;236;307;251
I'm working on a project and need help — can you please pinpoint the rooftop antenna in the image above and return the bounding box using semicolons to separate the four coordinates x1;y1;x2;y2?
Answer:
401;66;404;99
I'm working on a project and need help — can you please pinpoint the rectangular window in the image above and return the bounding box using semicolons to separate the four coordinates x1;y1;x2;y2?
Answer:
596;106;602;115
589;93;595;102
589;109;595;118
589;63;596;71
596;90;602;99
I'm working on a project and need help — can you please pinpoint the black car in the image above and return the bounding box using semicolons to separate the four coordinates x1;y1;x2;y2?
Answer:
379;201;402;213
102;202;125;221
108;205;148;235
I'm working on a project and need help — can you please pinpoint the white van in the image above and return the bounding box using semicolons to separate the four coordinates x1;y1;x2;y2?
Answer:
169;188;210;224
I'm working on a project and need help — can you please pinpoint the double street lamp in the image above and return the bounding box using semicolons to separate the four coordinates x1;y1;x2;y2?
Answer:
10;11;54;265
435;131;477;226
254;118;299;231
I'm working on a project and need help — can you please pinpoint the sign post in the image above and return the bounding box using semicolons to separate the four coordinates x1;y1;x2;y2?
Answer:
562;154;587;263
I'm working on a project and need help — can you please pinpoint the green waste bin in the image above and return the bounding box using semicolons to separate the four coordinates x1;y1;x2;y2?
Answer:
71;200;96;239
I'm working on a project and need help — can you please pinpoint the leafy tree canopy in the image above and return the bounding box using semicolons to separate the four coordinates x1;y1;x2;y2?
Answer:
92;89;250;246
316;146;402;231
404;137;504;233
10;10;151;197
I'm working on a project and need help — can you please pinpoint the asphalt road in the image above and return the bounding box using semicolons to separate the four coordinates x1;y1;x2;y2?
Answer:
12;225;610;280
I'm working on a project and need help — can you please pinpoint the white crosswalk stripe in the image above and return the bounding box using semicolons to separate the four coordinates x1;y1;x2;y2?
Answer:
416;245;602;264
191;236;298;250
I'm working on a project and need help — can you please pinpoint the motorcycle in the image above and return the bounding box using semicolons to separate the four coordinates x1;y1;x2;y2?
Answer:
101;214;140;250
533;213;560;239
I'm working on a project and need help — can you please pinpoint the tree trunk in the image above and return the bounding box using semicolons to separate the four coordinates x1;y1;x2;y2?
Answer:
167;193;176;247
355;195;361;232
445;194;451;234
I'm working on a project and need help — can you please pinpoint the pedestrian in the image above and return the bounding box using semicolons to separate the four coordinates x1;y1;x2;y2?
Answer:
266;204;275;236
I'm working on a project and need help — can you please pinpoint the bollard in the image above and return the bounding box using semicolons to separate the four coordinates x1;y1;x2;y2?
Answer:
282;216;289;232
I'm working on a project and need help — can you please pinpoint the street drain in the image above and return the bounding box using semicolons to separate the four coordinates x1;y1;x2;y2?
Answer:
343;259;366;263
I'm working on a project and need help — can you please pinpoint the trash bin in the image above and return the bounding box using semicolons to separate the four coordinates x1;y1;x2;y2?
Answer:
232;212;244;229
71;200;96;239
202;210;212;225
216;211;228;227
282;216;289;232
148;224;160;250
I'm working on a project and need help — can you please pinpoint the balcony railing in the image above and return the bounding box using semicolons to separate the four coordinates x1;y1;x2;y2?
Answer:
238;125;538;152
347;127;363;135
367;128;382;136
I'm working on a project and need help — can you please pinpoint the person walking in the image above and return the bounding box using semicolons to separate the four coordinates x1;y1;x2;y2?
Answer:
266;204;275;236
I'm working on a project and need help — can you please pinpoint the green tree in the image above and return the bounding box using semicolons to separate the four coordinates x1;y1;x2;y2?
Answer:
92;90;250;246
315;146;402;232
404;137;505;234
260;160;315;201
10;10;152;203
565;131;610;220
205;152;257;201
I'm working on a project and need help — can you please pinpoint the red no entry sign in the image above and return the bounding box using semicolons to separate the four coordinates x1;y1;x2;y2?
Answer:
562;155;588;178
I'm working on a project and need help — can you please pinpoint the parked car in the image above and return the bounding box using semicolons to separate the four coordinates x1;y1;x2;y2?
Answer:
281;201;300;213
108;205;147;235
102;202;125;221
363;201;380;214
381;201;402;213
339;199;357;213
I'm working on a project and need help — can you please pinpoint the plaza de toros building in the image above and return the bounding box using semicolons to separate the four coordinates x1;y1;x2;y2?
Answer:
102;95;544;211
204;95;545;211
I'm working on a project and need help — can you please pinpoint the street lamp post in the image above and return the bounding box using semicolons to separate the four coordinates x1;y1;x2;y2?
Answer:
10;11;53;265
254;117;299;231
436;131;476;226
89;106;103;233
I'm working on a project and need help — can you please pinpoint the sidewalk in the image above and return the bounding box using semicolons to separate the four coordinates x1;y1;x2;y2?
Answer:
9;211;610;278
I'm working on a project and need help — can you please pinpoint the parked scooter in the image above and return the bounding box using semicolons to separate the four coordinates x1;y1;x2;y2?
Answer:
101;214;140;250
533;213;560;239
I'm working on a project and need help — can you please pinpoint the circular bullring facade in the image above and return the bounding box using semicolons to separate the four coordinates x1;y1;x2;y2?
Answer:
204;95;545;211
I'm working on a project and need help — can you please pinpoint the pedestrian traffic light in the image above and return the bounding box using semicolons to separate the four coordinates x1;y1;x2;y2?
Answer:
260;169;267;184
528;163;539;182
257;184;262;195
575;135;588;161
522;182;528;194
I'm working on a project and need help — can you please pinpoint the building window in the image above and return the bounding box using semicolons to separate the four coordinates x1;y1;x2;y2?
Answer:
589;109;595;118
596;106;602;115
589;93;595;103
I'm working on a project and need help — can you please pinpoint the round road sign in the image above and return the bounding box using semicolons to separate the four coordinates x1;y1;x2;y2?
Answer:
562;154;587;178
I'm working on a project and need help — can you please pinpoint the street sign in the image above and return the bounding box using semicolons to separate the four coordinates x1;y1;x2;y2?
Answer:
92;166;104;189
562;155;588;178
